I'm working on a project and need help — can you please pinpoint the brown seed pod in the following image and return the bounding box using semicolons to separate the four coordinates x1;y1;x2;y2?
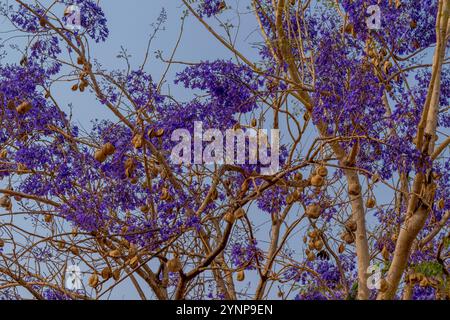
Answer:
154;128;165;138
286;193;295;205
308;229;319;239
383;61;393;74
310;175;324;187
69;245;79;256
102;142;115;156
7;100;16;110
308;240;315;250
39;16;46;27
112;269;121;281
94;149;107;163
88;273;99;288
314;240;324;251
44;214;53;223
108;249;121;258
410;20;417;29
160;188;170;201
167;257;182;273
303;236;308;244
307;251;316;261
316;166;328;177
16;101;32;114
0;239;4;248
0;149;7;159
57;241;65;250
129;256;139;268
294;172;303;181
236;270;245;282
251;118;257;127
381;246;390;261
341;232;355;244
132;134;144;149
348;182;361;196
0;196;11;208
71;84;79;91
223;211;236;224
305;204;321;219
345;220;357;232
366;197;376;209
210;187;218;201
234;208;246;219
338;243;345;254
437;198;445;210
77;56;84;65
101;267;112;280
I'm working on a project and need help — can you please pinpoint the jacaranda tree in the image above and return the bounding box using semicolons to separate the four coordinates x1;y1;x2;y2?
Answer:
0;0;448;300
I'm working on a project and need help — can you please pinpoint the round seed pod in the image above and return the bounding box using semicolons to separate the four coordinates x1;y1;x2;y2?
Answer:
307;251;316;261
223;211;236;224
154;128;165;138
234;208;246;219
71;84;79;91
305;204;321;219
341;232;355;244
102;142;115;156
88;273;99;288
294;172;303;181
167;257;182;273
101;267;112;280
7;100;15;110
236;270;245;282
314;240;324;251
310;175;324;187
251;118;257;127
348;182;361;196
345;220;357;232
129;256;139;268
94;150;107;163
338;243;345;254
77;56;84;65
437;198;445;210
16;101;32;114
308;229;319;239
0;239;4;248
57;241;65;250
112;269;121;281
316;166;328;177
44;214;53;223
0;196;11;208
366;197;376;209
69;245;79;256
308;240;315;250
132;134;144;149
286;193;295;205
108;249;121;258
0;149;7;158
